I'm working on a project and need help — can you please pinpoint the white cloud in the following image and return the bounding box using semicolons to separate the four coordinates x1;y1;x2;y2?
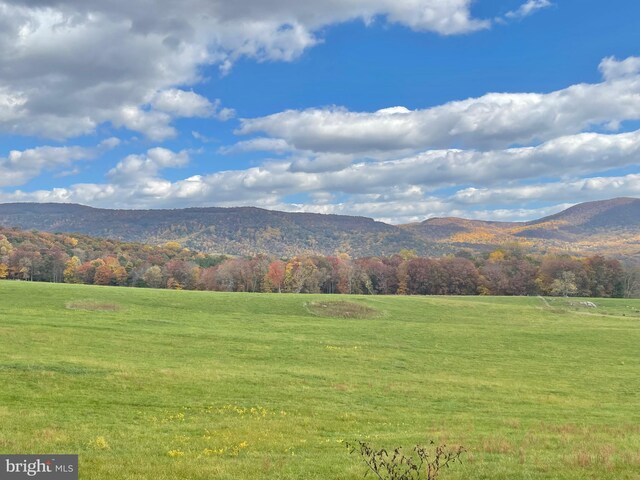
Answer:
3;127;639;223
219;137;293;154
151;89;235;120
0;0;487;140
288;153;355;173
3;43;640;224
599;56;640;81
452;174;640;205
215;129;640;196
236;57;640;153
505;0;552;20
0;138;118;187
98;137;121;150
107;147;190;184
277;195;575;224
0;179;582;224
191;131;217;144
457;204;574;222
111;107;175;142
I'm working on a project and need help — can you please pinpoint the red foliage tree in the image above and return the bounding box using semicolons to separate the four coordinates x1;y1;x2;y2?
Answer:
265;260;286;293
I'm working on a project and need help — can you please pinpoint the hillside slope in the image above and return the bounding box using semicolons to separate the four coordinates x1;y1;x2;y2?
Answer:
401;197;640;262
0;198;638;259
0;203;436;257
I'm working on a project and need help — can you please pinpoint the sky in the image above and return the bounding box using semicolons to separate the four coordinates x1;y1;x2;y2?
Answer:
0;0;639;224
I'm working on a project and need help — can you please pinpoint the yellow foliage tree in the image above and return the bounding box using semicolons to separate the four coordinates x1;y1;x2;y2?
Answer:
64;236;79;247
63;256;82;284
164;241;182;251
488;250;506;262
0;236;13;256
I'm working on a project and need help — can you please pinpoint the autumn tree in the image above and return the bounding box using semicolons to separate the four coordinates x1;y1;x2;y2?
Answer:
585;255;624;297
78;258;105;284
304;256;331;293
438;257;480;295
283;256;320;293
42;248;69;283
64;256;82;283
0;235;13;257
94;264;115;286
322;256;341;294
622;267;640;298
198;266;218;291
165;259;199;290
244;255;270;292
264;260;286;292
356;257;397;294
215;259;245;291
0;263;8;279
164;241;182;251
335;253;355;294
143;265;165;288
406;258;441;295
537;255;589;296
550;271;578;297
480;256;537;296
8;245;42;281
396;262;409;295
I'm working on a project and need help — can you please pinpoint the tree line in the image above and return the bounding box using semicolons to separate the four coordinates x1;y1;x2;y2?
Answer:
1;228;638;298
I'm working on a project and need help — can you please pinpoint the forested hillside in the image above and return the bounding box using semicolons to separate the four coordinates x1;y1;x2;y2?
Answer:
1;226;637;298
0;203;437;257
402;197;640;263
0;198;638;260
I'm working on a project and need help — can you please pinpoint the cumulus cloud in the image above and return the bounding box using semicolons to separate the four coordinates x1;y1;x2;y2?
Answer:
151;89;235;120
277;194;574;224
0;138;118;187
452;174;640;205
3;127;639;222
0;174;601;224
236;56;640;153
288;153;355;173
0;0;487;140
218;127;640;198
3;27;639;224
599;56;640;81
107;147;190;185
219;137;293;154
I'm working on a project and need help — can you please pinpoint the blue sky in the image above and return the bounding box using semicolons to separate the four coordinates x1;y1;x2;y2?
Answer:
0;0;639;223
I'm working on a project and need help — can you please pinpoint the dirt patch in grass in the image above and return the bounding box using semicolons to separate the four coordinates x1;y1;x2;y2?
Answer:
306;300;380;319
65;300;122;311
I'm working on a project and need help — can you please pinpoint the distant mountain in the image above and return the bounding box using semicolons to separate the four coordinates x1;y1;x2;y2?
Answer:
0;203;437;257
0;198;638;260
402;197;640;263
529;197;640;234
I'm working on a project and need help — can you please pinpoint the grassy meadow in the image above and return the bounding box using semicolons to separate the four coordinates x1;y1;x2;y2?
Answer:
1;280;639;479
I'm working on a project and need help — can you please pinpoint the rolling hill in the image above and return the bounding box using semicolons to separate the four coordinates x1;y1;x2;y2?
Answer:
0;197;638;260
402;197;640;262
0;203;435;257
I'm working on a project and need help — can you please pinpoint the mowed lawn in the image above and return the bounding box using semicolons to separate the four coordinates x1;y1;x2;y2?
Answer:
1;281;639;479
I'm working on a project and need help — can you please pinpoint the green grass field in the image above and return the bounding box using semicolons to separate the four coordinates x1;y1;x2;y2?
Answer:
1;281;639;479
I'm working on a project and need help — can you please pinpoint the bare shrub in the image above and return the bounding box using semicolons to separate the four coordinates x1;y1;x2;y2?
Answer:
346;440;465;480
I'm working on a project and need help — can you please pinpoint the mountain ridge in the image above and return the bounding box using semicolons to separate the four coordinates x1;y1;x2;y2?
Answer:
0;197;638;261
